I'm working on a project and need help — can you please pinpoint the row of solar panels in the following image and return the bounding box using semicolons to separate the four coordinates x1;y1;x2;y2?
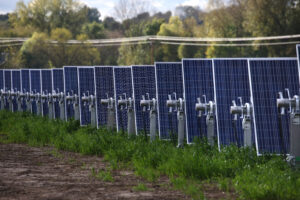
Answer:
1;45;300;156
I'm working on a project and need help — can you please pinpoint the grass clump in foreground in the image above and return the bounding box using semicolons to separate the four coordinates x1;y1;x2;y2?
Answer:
0;110;299;200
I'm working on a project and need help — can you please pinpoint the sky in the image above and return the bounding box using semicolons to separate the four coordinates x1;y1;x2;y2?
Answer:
0;0;209;19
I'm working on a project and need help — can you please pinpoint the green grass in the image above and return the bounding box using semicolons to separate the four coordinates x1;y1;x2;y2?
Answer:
91;167;114;182
0;110;299;200
132;183;148;191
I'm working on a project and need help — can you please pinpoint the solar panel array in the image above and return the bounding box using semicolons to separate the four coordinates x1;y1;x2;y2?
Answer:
41;70;52;116
182;59;216;144
94;66;115;127
52;69;64;119
64;66;78;120
249;58;299;155
21;69;30;110
2;44;300;156
4;70;12;109
0;70;3;109
114;67;133;132
12;70;21;111
132;65;156;135
155;62;184;139
78;67;95;125
30;70;41;114
213;59;253;148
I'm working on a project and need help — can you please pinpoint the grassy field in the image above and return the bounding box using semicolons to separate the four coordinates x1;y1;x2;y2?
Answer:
0;110;299;200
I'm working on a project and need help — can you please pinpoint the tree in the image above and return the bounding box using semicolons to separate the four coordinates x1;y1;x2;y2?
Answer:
9;0;89;36
103;17;121;31
86;7;101;23
81;22;105;39
114;0;153;21
19;32;50;68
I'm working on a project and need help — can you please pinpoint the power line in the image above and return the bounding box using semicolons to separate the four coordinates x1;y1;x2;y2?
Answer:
1;34;300;45
160;41;300;47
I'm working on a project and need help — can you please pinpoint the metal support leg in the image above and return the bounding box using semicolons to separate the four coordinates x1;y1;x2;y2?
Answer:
36;102;42;116
242;118;252;147
9;100;13;112
89;105;97;127
206;116;214;146
149;110;157;142
17;100;22;112
127;109;136;136
74;104;80;121
59;102;65;121
48;102;53;119
107;108;116;130
289;113;300;166
177;111;185;148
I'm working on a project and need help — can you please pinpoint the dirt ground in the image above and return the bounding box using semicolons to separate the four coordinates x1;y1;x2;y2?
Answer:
0;143;234;200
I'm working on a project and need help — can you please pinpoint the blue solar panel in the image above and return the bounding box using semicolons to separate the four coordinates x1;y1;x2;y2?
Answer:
297;45;300;82
12;70;21;111
52;68;64;119
213;59;253;148
94;66;115;127
41;70;52;116
0;70;3;91
114;67;133;132
64;66;78;120
155;62;184;139
182;59;216;144
248;58;300;155
132;65;156;135
0;70;3;109
30;70;41;114
4;70;12;110
21;69;30;110
78;67;95;126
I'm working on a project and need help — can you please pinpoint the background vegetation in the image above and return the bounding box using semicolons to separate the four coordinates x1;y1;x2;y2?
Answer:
0;110;299;200
1;0;300;69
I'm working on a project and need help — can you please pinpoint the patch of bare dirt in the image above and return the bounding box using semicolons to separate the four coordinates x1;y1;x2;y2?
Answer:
0;143;236;200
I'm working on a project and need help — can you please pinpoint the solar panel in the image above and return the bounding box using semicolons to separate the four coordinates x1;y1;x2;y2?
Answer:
4;70;12;110
155;62;184;139
0;70;3;109
52;68;64;119
131;65;156;135
114;66;133;132
21;69;30;111
94;66;115;128
182;59;216;144
30;69;41;114
0;70;3;91
64;66;78;120
12;70;21;112
213;59;253;148
248;58;300;155
297;44;300;82
78;67;95;126
41;69;52;116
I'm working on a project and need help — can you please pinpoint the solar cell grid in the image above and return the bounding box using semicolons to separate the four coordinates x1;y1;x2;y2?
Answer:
78;67;95;126
94;66;115;127
30;69;41;114
52;69;64;119
41;70;52;116
155;62;184;139
248;58;300;155
114;66;133;132
64;66;78;120
21;69;30;110
4;70;12;110
12;70;21;111
213;59;253;148
132;65;156;135
182;59;215;143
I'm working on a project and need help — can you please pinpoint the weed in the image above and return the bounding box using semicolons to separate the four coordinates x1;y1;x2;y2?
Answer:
132;183;148;191
1;110;299;200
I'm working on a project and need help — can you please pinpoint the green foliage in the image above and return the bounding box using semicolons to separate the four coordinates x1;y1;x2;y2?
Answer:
91;167;114;182
132;183;148;191
0;110;299;200
81;22;105;39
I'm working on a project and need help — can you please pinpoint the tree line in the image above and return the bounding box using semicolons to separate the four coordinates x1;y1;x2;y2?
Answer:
0;0;300;69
